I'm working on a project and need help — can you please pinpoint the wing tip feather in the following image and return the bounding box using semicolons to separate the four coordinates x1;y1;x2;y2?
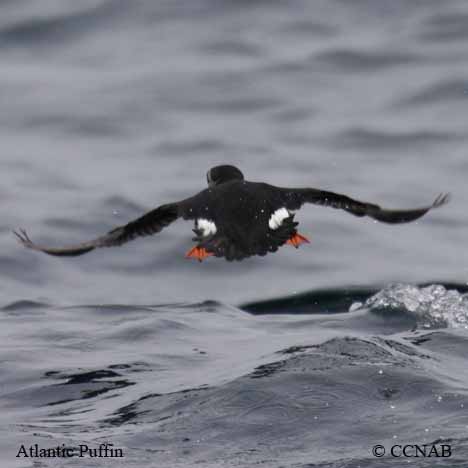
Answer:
13;228;35;250
432;192;451;209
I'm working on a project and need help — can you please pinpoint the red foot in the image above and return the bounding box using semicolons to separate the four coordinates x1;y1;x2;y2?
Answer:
185;246;213;262
286;233;310;248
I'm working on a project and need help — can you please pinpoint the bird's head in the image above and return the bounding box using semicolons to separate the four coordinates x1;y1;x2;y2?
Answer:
207;165;244;187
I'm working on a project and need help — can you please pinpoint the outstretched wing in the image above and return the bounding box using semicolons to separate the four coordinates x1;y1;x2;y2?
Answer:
15;203;180;257
277;188;450;224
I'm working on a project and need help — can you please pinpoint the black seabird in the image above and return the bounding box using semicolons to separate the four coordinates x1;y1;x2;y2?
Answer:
15;165;449;262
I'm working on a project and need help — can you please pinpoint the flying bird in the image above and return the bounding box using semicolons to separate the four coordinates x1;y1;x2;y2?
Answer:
15;165;449;262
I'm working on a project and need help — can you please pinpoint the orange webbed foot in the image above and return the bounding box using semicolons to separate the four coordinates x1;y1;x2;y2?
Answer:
185;246;214;262
286;233;310;249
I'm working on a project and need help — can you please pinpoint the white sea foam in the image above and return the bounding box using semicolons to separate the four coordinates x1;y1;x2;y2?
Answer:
351;284;468;329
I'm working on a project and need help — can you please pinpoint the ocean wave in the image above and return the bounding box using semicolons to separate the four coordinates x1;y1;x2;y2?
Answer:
356;284;468;329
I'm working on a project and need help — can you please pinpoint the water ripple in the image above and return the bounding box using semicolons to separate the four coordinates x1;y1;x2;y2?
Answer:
314;49;421;71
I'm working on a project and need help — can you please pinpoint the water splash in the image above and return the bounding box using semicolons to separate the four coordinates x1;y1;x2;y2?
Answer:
355;284;468;329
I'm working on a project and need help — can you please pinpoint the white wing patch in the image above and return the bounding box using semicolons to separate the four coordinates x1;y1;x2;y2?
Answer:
268;207;290;230
196;218;217;237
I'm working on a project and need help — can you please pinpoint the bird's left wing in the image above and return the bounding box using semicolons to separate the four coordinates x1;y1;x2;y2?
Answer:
15;202;180;257
276;187;450;224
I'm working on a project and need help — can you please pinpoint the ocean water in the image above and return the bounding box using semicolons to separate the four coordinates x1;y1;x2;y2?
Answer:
1;1;468;467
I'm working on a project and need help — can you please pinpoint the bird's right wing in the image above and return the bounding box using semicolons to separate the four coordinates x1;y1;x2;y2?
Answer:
15;202;180;257
277;187;450;224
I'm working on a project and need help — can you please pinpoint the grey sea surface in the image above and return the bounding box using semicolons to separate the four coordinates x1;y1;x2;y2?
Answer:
1;1;468;467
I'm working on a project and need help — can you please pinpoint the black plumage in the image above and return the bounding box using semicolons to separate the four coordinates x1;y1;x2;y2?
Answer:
15;165;450;261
